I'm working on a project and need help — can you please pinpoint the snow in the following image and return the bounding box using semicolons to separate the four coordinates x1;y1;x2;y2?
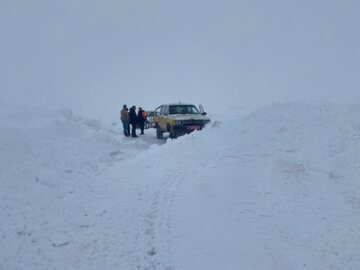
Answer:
1;101;360;270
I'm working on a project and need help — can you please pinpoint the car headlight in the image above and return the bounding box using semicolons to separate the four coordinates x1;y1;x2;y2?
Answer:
175;120;182;125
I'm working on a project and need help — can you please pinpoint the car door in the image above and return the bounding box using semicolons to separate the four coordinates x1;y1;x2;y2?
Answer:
155;105;166;131
158;105;169;130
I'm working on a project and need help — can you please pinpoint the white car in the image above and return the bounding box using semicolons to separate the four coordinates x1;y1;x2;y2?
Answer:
145;111;155;129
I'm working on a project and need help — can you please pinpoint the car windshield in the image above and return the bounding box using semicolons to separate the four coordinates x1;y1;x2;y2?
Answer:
169;105;199;115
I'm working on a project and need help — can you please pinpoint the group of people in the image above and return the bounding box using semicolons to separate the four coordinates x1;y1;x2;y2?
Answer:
120;104;147;137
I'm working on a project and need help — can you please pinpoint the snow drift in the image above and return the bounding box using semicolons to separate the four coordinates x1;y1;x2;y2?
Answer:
1;101;359;270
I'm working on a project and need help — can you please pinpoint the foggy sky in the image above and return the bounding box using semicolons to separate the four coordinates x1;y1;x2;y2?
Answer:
1;0;359;121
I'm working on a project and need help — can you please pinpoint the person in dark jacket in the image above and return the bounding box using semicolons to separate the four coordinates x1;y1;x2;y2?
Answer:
129;106;138;137
137;107;145;135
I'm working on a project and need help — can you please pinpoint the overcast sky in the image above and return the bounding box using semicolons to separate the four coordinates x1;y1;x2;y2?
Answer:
1;0;359;121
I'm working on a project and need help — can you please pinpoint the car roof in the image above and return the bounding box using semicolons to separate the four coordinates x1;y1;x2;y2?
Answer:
162;103;196;106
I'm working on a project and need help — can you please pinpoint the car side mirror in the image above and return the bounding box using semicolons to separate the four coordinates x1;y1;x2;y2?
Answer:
202;112;207;115
199;104;204;114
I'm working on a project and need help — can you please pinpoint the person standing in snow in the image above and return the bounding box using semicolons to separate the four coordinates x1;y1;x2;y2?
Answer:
129;105;138;137
120;104;130;137
137;107;146;135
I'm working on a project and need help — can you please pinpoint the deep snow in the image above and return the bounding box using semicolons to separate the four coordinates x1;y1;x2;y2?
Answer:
1;101;360;270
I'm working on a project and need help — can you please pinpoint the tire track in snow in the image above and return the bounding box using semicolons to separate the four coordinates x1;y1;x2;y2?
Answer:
138;155;209;270
136;164;191;270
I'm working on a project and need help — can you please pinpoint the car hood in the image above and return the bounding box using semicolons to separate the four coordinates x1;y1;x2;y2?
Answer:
170;114;210;121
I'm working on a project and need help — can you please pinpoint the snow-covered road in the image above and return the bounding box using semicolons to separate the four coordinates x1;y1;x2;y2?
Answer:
1;101;360;270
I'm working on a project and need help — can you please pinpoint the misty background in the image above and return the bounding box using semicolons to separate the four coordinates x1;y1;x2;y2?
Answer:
1;0;359;122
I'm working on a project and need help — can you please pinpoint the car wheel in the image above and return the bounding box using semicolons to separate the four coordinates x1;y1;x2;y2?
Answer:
169;126;177;140
156;127;163;139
